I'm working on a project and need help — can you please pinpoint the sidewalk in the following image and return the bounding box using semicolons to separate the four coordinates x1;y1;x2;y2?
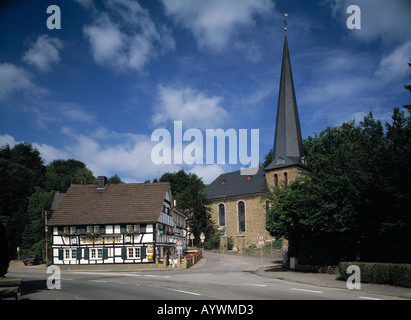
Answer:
255;262;411;300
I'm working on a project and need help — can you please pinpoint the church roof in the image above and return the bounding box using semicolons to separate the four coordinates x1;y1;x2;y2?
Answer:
265;32;307;171
203;167;267;200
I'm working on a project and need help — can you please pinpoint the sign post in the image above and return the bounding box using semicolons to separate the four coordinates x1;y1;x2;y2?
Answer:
258;234;265;267
189;232;195;248
200;232;205;249
176;240;183;267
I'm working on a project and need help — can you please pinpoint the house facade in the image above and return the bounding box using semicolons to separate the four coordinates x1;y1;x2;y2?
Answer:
48;178;187;266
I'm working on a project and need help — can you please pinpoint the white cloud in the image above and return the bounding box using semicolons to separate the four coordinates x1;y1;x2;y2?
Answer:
61;128;180;180
188;164;226;184
22;35;63;72
326;0;411;43
0;63;46;100
83;0;175;72
160;0;274;51
374;41;411;83
32;143;70;164
152;85;229;129
0;134;18;148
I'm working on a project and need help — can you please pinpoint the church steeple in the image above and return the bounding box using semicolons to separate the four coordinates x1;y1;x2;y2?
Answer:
265;23;306;171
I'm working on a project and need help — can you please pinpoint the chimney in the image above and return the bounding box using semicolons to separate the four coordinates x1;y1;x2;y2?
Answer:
97;176;107;190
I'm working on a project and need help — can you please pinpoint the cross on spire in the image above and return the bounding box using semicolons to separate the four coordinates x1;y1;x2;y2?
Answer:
284;13;288;32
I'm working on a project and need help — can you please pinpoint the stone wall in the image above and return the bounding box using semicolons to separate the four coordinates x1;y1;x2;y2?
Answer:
209;193;272;250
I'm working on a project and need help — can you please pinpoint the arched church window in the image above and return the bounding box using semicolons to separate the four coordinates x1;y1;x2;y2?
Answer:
238;201;245;233
274;174;278;187
218;204;225;227
266;200;270;214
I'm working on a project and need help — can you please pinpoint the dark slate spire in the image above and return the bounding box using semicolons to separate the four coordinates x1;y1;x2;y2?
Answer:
265;30;306;171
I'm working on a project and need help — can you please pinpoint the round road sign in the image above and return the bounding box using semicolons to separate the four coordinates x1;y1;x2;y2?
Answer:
176;240;183;247
258;234;265;242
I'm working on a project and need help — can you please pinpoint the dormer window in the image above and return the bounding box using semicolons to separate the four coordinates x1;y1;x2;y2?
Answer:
221;180;226;185
246;175;252;181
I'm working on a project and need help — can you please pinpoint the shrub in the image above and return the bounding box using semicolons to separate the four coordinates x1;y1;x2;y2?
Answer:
0;222;11;277
338;262;411;288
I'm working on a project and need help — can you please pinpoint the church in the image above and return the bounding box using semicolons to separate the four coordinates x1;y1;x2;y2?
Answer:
203;24;309;251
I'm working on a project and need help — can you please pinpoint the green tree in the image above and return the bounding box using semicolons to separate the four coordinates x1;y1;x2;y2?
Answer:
107;174;124;184
267;109;411;264
0;221;11;276
45;159;96;192
160;170;219;249
0;143;46;255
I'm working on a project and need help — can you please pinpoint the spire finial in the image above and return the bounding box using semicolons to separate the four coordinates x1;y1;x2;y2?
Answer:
284;13;288;32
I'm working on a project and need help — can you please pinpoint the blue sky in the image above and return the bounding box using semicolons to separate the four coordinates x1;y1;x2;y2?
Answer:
1;0;410;184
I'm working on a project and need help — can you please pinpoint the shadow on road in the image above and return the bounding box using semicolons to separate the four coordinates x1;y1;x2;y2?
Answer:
21;279;48;298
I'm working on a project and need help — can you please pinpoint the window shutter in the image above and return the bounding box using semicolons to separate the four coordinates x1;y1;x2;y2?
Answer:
76;248;82;260
84;248;89;260
121;247;127;260
141;247;146;259
140;224;146;233
120;225;125;234
58;227;63;235
58;249;63;260
103;248;108;259
100;225;106;234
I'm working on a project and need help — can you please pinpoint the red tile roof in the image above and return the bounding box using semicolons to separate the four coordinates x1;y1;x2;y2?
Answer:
48;182;171;226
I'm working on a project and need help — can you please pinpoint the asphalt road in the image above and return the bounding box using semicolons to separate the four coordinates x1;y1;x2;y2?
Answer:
6;252;405;301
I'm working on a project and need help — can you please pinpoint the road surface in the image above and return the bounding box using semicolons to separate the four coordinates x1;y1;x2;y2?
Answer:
6;251;405;301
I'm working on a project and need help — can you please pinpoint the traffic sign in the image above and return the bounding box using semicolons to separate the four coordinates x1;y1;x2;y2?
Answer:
189;233;195;240
200;232;205;240
201;239;205;243
176;240;183;247
258;234;265;245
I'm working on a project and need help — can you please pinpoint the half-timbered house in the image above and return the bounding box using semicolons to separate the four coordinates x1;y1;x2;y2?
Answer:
48;177;187;266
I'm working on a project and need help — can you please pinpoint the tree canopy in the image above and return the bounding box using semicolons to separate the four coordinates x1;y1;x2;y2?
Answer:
266;108;411;264
159;170;219;249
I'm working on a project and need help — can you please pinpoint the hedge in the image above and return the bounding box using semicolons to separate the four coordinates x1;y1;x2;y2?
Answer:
338;262;411;288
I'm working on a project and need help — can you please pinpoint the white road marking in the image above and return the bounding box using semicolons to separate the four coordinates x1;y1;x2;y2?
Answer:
243;283;267;287
66;271;142;277
291;288;323;294
169;289;202;296
144;275;170;278
358;296;383;300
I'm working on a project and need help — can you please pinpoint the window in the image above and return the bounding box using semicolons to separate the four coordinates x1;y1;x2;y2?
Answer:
238;201;245;233
266;200;270;214
94;226;100;233
284;172;288;185
274;174;278;187
90;248;103;259
246;175;252;181
87;226;93;233
64;249;76;260
218;204;226;227
127;247;141;259
221;180;226;185
70;226;76;234
126;225;133;232
63;227;69;234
